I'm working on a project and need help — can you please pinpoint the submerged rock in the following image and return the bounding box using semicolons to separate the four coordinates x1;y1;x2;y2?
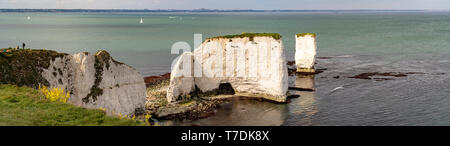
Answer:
167;33;289;103
349;72;423;81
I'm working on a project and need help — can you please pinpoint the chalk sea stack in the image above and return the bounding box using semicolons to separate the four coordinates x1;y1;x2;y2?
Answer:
295;33;317;73
167;33;289;103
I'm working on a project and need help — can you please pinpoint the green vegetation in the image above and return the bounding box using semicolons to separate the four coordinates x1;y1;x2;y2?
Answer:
0;49;67;88
0;84;142;126
207;33;282;41
296;33;317;38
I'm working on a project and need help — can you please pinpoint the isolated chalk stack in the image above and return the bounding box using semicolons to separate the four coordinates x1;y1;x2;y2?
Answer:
295;33;317;73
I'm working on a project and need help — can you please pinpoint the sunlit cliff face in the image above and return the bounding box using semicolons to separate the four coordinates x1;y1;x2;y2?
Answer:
167;36;288;103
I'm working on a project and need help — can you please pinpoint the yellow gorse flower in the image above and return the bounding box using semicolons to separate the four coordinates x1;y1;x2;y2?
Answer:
145;114;151;120
145;114;152;125
38;85;71;103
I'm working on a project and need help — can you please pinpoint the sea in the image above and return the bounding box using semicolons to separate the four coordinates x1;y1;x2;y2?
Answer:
1;11;450;125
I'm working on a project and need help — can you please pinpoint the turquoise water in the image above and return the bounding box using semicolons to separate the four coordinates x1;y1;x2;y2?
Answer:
2;12;450;126
1;12;450;75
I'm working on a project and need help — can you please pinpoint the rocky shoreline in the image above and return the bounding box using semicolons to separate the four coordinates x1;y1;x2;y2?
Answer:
144;74;230;120
143;73;302;121
143;59;315;121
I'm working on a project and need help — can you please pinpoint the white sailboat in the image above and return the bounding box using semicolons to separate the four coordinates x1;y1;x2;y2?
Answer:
140;17;144;24
27;16;31;20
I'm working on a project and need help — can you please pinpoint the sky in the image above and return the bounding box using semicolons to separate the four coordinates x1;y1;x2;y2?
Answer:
0;0;449;10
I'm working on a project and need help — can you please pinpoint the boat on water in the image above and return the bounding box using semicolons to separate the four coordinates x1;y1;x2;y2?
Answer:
140;17;143;24
27;16;31;20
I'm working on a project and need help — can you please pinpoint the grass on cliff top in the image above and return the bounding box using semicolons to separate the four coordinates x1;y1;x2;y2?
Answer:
0;84;143;126
207;33;282;41
296;33;317;38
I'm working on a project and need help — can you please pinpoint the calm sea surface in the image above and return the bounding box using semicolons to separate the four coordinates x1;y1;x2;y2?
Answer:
1;11;450;125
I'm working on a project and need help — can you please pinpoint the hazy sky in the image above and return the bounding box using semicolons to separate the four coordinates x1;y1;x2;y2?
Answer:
1;0;449;10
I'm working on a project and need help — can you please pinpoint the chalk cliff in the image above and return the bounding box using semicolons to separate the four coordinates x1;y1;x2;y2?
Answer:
295;33;317;73
41;51;146;116
167;33;289;103
0;50;146;115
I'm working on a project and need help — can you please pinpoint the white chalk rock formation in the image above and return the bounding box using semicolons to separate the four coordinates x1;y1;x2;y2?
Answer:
295;33;317;73
166;52;195;103
42;51;146;116
167;34;289;103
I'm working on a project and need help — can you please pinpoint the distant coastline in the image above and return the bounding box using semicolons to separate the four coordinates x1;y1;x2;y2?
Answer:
0;9;429;13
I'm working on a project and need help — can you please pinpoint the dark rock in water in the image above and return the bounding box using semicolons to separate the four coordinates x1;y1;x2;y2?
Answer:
349;72;424;81
288;87;315;92
317;56;333;59
287;95;300;98
373;78;395;81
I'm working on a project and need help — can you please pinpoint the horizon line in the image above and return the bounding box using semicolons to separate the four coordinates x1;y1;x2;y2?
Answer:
0;8;436;10
1;8;446;13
